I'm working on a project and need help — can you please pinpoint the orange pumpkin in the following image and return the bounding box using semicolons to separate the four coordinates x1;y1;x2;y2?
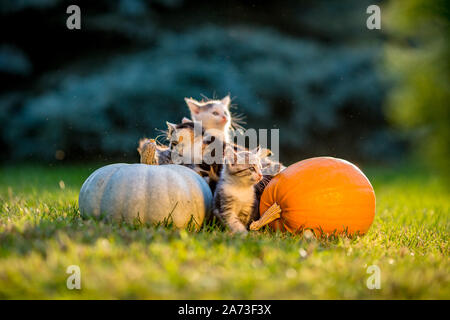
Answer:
251;157;376;235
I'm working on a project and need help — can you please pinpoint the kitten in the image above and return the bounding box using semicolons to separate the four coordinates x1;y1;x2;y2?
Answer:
166;120;205;166
160;120;222;187
185;95;232;142
137;138;171;165
138;121;204;166
260;153;286;176
185;95;285;175
213;147;265;234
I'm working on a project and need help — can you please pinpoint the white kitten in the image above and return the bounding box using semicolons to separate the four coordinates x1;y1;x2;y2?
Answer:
184;95;232;142
184;95;285;176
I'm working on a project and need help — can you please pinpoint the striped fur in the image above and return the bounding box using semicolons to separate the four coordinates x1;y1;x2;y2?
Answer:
212;148;264;234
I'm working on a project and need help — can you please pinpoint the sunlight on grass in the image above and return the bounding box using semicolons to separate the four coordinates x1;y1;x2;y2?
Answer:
0;163;448;299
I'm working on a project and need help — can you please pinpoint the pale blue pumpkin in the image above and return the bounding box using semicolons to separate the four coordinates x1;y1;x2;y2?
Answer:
79;164;212;229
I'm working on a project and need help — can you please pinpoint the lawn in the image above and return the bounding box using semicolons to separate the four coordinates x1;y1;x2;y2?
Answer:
0;162;448;299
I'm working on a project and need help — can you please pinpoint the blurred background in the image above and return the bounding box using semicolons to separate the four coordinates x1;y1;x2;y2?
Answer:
0;0;448;175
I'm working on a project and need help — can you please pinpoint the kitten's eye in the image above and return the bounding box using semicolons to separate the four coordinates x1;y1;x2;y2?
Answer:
249;167;256;172
212;111;219;116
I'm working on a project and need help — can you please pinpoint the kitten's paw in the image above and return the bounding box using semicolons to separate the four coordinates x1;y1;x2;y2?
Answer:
231;227;248;236
238;230;249;237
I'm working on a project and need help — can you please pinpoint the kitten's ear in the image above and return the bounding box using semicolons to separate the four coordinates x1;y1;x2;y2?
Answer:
166;122;177;136
185;98;201;114
221;95;231;107
181;117;192;124
256;147;272;158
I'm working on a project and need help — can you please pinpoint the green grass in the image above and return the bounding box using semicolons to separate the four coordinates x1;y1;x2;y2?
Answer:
0;162;448;299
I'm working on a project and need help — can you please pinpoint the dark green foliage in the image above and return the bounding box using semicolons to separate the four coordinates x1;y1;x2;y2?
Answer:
0;0;399;163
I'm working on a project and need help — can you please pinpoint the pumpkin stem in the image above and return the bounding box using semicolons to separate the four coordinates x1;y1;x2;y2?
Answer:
249;203;282;231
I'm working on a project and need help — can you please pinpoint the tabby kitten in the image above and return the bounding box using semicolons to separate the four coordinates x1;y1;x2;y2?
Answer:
213;147;265;234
